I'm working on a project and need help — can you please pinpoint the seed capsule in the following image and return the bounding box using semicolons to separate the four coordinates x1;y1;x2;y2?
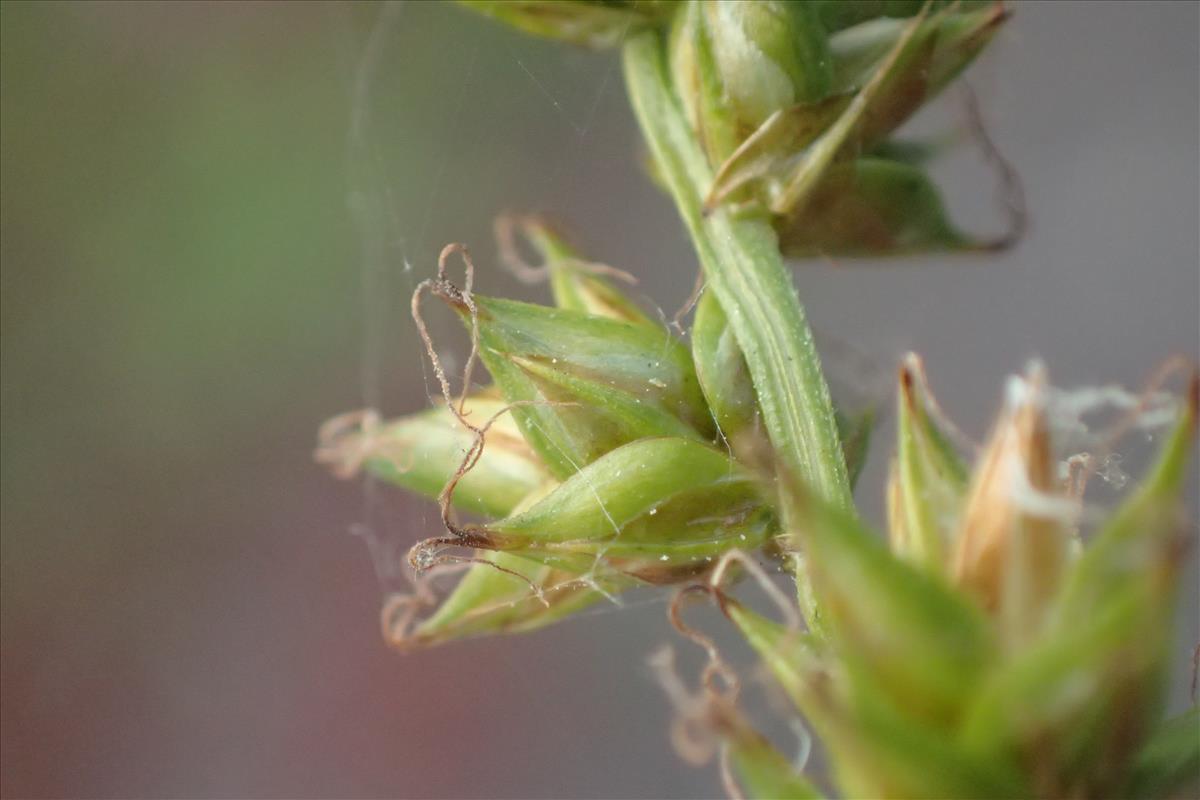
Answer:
480;436;773;582
315;392;550;518
509;353;705;465
457;294;712;477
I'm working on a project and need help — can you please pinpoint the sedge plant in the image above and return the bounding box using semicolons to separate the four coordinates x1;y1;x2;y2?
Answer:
316;3;1199;797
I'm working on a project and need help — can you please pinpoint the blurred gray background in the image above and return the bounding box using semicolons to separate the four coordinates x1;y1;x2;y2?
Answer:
2;1;1197;797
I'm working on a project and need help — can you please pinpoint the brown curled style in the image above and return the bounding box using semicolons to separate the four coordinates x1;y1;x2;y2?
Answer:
567;258;639;285
670;270;706;335
493;211;640;286
1090;357;1196;451
404;535;549;606
494;212;552;284
407;243;585;618
902;353;1197;500
670;584;741;702
431;394;575;543
708;550;802;632
1062;357;1197;496
410;244;519;542
959;82;1028;254
383;546;554;653
658;591;777;796
662;566;818;797
411;243;481;422
648;646;719;766
313;409;390;480
705;551;818;721
410;246;490;543
717;744;746;800
380;584;435;652
705;551;821;723
669;551;805;687
648;644;743;769
380;594;424;651
412;241;589;550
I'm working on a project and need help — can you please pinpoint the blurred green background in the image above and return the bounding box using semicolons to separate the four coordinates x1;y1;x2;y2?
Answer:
2;2;1197;797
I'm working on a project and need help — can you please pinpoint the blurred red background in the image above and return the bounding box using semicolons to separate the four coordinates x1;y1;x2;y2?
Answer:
3;2;1197;797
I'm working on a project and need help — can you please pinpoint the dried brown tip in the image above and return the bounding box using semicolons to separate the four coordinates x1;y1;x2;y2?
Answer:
899;357;915;392
898;351;978;451
898;351;922;411
987;3;1013;29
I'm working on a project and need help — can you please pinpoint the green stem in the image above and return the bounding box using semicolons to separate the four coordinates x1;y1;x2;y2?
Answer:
622;31;852;514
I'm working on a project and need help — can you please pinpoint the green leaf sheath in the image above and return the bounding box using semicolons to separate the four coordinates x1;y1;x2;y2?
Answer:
622;32;853;514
